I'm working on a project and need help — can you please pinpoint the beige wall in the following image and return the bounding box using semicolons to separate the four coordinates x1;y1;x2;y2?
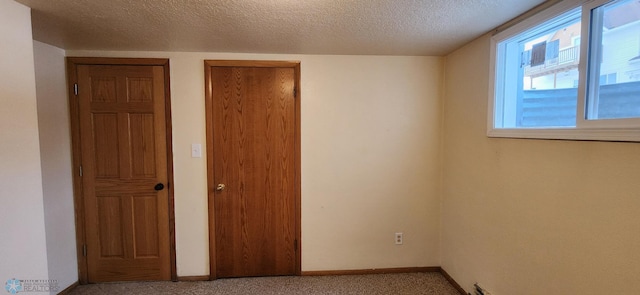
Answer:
441;34;640;294
65;50;444;276
34;40;78;291
9;0;640;291
0;0;50;285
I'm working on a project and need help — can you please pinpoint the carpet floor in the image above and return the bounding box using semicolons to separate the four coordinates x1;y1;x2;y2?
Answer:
67;272;462;295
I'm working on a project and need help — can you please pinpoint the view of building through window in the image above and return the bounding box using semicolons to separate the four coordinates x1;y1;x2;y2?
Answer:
506;0;640;127
522;0;640;92
587;0;640;120
511;9;582;127
522;20;581;91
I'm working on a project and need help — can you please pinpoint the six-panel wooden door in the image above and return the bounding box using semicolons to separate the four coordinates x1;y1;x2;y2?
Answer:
76;63;171;282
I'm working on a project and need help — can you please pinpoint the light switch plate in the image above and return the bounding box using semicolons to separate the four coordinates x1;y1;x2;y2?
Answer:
191;144;202;158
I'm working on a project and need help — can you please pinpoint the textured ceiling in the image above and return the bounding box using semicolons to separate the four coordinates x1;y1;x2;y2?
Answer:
15;0;547;56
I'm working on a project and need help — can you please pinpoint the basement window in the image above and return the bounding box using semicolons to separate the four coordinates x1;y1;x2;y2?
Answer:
489;0;640;141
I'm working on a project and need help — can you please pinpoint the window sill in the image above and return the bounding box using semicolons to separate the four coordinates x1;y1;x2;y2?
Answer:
487;128;640;142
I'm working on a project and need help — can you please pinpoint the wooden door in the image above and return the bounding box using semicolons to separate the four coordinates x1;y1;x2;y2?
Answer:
205;61;301;278
74;62;172;282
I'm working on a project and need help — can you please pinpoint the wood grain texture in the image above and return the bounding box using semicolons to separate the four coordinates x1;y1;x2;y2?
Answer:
133;195;160;257
92;113;119;178
129;113;157;178
96;196;125;258
205;60;300;68
177;275;211;281
205;60;301;279
74;62;171;282
67;58;88;284
301;267;442;276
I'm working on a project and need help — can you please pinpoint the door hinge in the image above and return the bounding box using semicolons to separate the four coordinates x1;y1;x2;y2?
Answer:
293;86;296;98
79;165;83;177
82;244;87;257
74;83;78;96
294;239;298;251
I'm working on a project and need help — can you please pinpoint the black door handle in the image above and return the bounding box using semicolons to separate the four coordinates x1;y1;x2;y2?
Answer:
154;183;165;191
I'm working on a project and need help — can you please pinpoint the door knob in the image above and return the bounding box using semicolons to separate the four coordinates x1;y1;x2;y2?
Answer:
216;184;226;191
154;183;165;191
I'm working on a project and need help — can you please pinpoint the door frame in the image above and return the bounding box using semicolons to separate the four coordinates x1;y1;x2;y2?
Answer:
204;60;302;279
67;57;177;283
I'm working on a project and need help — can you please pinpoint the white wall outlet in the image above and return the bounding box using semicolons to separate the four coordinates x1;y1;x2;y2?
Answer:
395;232;403;245
191;143;202;158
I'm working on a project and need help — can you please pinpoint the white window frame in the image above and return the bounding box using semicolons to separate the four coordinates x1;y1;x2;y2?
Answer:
488;0;640;142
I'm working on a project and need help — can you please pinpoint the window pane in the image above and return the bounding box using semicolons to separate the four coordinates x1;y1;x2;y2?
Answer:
495;8;581;128
587;0;640;120
521;17;581;128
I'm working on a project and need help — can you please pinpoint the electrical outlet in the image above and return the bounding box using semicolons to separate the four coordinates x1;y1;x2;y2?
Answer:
395;232;403;245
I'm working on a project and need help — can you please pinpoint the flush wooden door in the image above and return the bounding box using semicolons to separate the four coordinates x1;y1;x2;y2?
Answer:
205;60;301;278
71;60;174;283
